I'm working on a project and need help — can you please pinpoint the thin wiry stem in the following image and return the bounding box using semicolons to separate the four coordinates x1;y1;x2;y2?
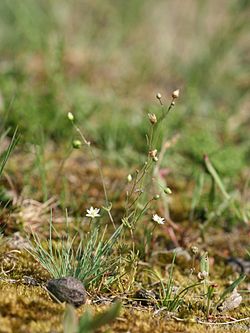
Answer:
72;122;115;228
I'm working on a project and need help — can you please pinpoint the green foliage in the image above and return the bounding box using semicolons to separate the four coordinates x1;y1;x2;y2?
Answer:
215;275;246;310
181;128;247;177
28;218;123;288
0;129;18;178
151;253;201;312
0;0;55;51
190;154;249;231
0;0;249;164
150;251;245;318
198;253;246;317
0;1;249;330
63;302;121;333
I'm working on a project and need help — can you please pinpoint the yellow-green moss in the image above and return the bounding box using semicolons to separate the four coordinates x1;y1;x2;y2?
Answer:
0;282;249;333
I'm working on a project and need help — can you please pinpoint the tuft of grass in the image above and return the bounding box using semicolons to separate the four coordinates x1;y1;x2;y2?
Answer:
28;215;123;289
151;253;201;313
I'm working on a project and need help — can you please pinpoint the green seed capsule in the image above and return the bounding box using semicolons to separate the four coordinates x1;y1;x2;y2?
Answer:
72;140;82;149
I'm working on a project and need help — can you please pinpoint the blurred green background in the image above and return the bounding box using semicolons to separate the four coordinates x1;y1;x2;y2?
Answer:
0;0;249;180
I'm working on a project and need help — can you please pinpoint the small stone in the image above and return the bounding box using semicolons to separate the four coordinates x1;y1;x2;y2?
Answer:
46;277;87;307
218;289;242;312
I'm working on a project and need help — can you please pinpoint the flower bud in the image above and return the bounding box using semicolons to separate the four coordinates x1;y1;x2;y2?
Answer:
72;139;82;149
172;89;180;99
154;194;160;200
156;93;162;100
67;112;74;121
148;113;157;125
197;271;208;280
164;187;172;195
149;149;158;162
191;246;199;255
127;174;132;182
149;149;157;158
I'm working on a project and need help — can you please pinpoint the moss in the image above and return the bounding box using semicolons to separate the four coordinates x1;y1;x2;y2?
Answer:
1;243;249;333
107;308;250;332
0;217;249;332
0;281;249;333
1;248;49;282
0;282;63;333
0;134;249;332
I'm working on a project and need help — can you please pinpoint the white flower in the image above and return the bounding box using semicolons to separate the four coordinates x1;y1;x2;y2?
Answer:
86;207;101;218
152;214;165;225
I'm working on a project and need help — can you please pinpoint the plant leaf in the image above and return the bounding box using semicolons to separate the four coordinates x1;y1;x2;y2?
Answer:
63;305;78;333
217;275;245;305
78;302;121;333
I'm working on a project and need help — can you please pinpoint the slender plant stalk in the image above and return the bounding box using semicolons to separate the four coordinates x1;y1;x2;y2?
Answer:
70;120;115;228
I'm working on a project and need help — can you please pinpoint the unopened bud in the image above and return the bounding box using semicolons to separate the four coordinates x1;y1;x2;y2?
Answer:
149;149;158;162
148;113;157;124
172;89;180;99
191;246;199;255
171;101;175;107
197;271;209;280
156;93;162;100
149;149;157;158
72;139;82;149
67;112;74;121
154;194;160;200
127;174;132;182
164;187;172;195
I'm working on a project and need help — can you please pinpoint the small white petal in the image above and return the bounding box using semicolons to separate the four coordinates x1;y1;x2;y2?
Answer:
152;214;165;224
86;207;101;218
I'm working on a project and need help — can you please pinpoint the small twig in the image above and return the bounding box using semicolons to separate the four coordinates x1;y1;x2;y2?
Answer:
0;277;20;283
42;285;63;305
72;122;115;228
197;317;250;325
172;316;187;322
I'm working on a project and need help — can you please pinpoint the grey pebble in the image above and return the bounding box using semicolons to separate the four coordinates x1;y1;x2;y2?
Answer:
46;276;87;307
